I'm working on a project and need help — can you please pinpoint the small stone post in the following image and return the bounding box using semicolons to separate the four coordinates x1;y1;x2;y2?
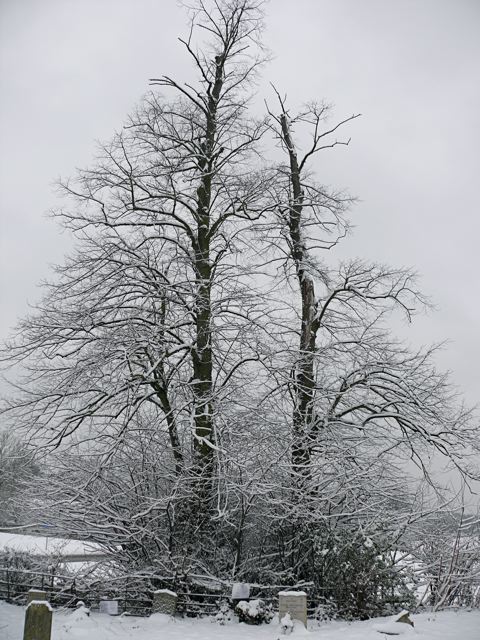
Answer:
152;589;178;616
27;589;47;604
278;591;307;628
23;600;53;640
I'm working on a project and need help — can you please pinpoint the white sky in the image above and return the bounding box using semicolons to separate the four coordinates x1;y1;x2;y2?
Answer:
0;0;479;406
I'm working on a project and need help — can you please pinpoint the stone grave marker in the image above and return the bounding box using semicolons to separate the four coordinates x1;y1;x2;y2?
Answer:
99;599;119;615
278;590;307;628
231;582;250;607
23;600;53;640
152;589;178;616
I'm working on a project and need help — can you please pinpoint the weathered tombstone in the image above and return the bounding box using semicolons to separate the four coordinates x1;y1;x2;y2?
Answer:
99;599;119;615
278;591;307;628
152;589;178;616
374;610;415;635
27;589;47;604
395;610;414;627
23;600;53;640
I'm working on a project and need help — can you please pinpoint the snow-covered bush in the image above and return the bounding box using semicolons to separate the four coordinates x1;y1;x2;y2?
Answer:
310;528;416;620
313;597;338;622
235;599;272;625
214;600;233;625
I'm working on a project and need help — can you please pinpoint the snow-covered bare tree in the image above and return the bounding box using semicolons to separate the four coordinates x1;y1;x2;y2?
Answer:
266;94;475;482
0;1;279;581
1;0;478;618
239;93;480;603
2;0;270;509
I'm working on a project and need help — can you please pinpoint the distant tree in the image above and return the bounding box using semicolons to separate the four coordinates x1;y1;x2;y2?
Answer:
412;498;480;610
0;431;38;527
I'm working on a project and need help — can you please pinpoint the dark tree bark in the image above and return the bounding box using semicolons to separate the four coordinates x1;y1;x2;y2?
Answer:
279;113;317;474
269;96;359;479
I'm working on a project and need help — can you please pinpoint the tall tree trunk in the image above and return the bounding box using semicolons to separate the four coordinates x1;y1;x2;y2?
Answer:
190;54;226;481
280;113;318;476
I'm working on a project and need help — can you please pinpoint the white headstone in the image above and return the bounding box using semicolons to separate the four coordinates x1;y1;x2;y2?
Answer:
231;582;250;600
99;600;119;615
278;591;307;628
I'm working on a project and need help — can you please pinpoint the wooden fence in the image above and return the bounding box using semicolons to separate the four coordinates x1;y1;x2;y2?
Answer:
0;565;324;617
1;565;479;617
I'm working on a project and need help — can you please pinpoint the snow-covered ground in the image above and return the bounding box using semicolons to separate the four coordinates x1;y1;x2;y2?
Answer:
1;601;479;640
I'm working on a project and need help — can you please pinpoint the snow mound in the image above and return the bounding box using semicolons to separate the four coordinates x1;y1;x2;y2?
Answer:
280;612;294;635
2;601;480;640
146;612;172;626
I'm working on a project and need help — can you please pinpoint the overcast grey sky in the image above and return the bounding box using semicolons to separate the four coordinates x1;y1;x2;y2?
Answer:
1;0;479;404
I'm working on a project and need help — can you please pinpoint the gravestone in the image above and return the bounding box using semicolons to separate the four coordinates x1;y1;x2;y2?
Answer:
27;589;47;605
23;600;52;640
152;589;178;616
278;591;307;628
395;610;414;627
231;582;250;608
99;599;119;615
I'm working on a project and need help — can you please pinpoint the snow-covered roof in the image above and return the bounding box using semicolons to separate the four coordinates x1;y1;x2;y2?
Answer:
0;531;106;560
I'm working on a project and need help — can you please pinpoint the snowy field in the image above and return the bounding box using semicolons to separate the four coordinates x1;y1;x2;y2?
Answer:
1;602;479;640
